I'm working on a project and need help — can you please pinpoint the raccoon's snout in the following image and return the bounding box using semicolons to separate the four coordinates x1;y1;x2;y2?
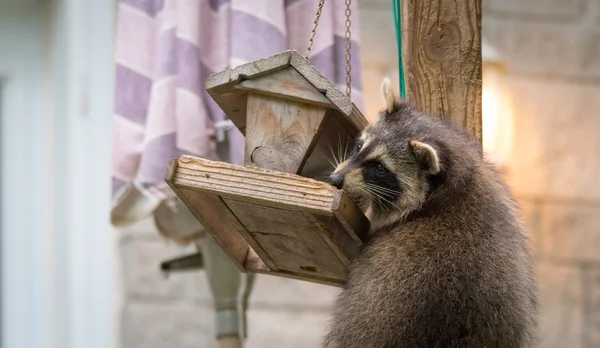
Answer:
329;173;344;189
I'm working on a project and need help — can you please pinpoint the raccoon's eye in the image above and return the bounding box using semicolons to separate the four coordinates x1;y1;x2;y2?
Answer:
356;143;362;151
375;163;386;174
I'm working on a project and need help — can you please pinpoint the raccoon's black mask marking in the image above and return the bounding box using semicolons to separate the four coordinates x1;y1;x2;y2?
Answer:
360;159;401;205
331;138;402;207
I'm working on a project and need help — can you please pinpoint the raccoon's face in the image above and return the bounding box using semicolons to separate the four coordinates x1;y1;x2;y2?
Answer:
329;78;443;230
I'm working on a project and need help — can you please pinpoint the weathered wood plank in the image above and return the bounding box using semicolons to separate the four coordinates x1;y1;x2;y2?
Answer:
205;50;292;91
174;155;337;215
204;50;369;143
289;50;354;116
183;49;374;286
224;199;347;279
165;159;249;271
205;51;294;133
167;155;369;285
307;214;360;268
235;67;332;108
244;93;328;174
181;188;277;270
209;91;248;132
332;190;370;244
402;0;482;143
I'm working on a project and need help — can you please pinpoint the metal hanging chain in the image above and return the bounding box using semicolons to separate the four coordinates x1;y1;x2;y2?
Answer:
345;0;352;98
306;0;325;60
306;0;352;99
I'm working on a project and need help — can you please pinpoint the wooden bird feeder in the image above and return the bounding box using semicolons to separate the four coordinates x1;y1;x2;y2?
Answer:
165;50;370;286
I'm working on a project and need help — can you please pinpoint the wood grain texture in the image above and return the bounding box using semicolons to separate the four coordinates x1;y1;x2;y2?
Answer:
308;214;360;268
174;155;337;215
167;155;368;285
204;50;369;142
209;91;249;133
205;51;293;132
205;50;292;90
196;193;277;270
244;93;328;174
289;50;354;117
402;0;482;143
332;190;370;244
188;50;375;285
225;199;347;279
235;67;332;108
180;188;275;271
166;159;270;272
165;159;247;271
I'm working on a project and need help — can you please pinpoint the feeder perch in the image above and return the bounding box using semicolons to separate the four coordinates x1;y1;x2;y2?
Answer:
165;50;370;286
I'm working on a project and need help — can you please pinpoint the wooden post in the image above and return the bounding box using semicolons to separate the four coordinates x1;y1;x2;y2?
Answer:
401;0;482;143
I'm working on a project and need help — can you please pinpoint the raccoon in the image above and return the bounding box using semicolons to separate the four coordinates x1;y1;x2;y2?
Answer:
323;78;538;348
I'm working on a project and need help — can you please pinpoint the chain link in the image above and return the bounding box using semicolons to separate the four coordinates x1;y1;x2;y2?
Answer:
306;0;325;60
306;0;352;99
345;0;352;98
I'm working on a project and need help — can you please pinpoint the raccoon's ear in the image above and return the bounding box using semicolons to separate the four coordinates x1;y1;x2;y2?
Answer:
381;77;397;114
409;140;440;175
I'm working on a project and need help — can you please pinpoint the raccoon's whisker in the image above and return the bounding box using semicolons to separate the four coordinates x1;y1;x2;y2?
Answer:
326;158;337;170
369;193;398;211
326;140;341;167
367;184;400;196
365;184;402;211
363;186;390;212
374;195;401;212
326;141;335;164
343;136;350;161
361;188;386;211
337;133;344;165
318;152;339;171
368;191;390;212
365;183;399;195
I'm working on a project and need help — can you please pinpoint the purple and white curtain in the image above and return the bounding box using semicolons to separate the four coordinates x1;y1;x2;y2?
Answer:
111;0;363;226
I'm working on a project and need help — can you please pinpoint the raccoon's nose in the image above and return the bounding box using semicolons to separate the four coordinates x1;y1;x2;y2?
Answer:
329;173;344;189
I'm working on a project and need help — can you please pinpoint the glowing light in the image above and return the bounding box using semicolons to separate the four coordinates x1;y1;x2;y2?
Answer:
481;39;514;169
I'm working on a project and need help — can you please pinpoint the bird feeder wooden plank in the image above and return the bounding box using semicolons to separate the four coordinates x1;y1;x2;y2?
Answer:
165;156;369;286
244;94;329;174
235;67;332;109
205;50;368;136
165;50;372;285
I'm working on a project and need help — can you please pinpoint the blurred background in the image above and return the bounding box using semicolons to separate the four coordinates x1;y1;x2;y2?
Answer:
1;0;599;347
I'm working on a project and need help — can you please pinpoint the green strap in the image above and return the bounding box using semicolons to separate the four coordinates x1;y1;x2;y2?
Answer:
392;0;407;99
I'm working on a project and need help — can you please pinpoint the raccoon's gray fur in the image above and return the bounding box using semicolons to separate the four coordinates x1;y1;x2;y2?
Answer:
324;79;538;348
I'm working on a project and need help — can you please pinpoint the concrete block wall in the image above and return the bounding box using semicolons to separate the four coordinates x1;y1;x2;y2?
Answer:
483;0;600;346
117;0;600;347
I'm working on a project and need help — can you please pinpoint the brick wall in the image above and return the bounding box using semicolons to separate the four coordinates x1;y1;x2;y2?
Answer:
117;0;600;347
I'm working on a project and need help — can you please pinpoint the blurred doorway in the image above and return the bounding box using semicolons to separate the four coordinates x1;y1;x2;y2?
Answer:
0;1;46;348
1;0;117;348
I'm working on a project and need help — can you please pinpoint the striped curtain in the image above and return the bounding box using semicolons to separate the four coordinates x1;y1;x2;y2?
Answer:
111;0;363;227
